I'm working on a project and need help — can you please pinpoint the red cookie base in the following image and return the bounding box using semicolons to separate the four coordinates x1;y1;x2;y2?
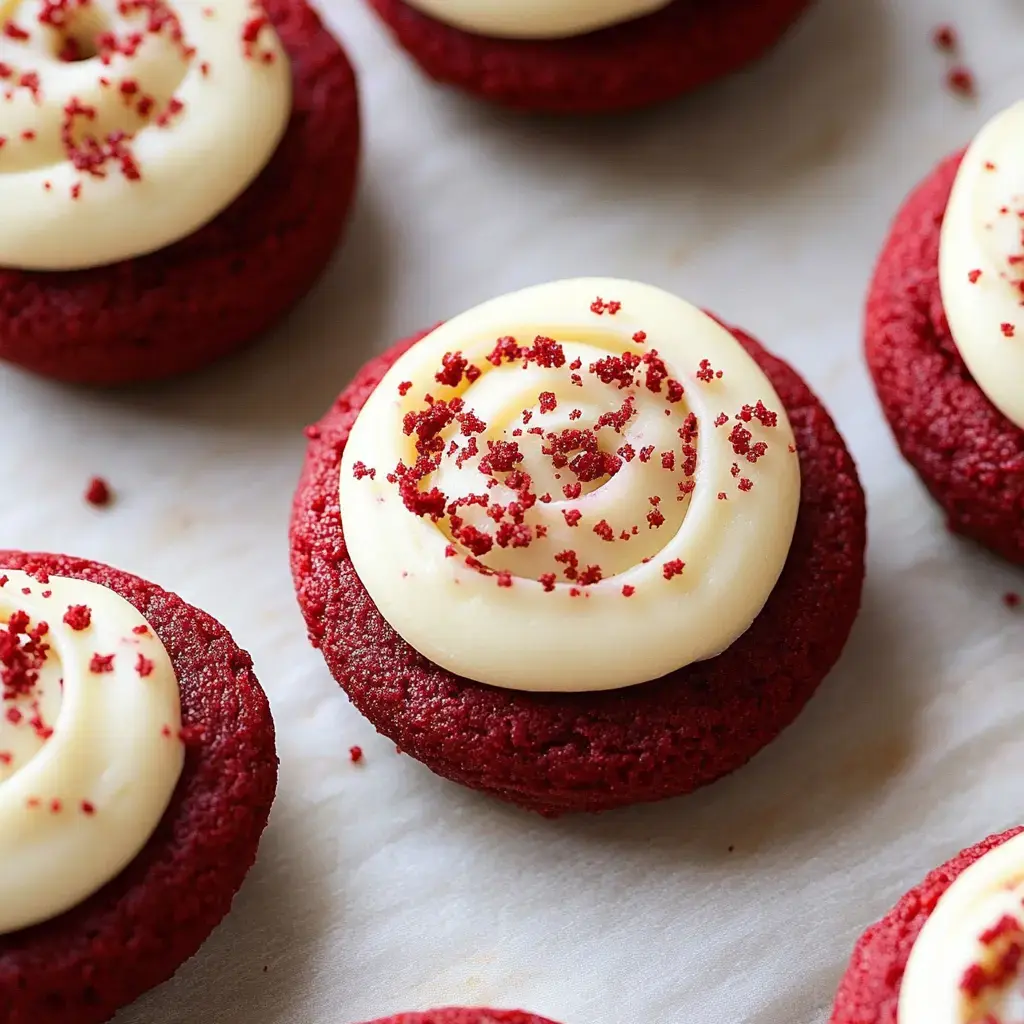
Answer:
0;552;278;1024
363;1011;562;1024
290;324;867;817
367;0;813;114
0;0;360;386
829;828;1023;1024
865;152;1024;563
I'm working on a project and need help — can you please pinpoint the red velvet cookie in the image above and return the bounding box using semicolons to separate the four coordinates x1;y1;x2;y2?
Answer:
290;322;866;817
865;153;1024;563
361;1011;562;1024
367;0;812;114
829;828;1024;1024
0;551;277;1024
0;0;360;386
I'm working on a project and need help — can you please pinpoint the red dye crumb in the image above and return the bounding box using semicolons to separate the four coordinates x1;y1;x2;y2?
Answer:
84;477;112;507
662;559;685;580
647;507;665;528
495;571;513;588
933;24;957;52
21;130;35;141
661;451;675;471
3;21;29;40
569;408;582;421
352;461;376;480
968;269;982;284
632;331;647;344
947;67;975;97
1002;323;1016;338
738;478;754;492
0;751;10;765
538;391;557;413
161;725;173;737
563;509;582;528
639;446;655;463
89;653;115;673
718;492;728;500
539;573;557;592
563;482;582;500
135;654;154;678
788;444;797;453
590;297;621;315
593;519;615;541
1004;592;1021;608
618;444;635;462
50;799;62;813
42;181;51;191
984;161;996;171
349;745;363;763
81;800;95;815
62;605;91;631
696;359;723;382
26;797;40;809
435;350;481;387
132;624;149;636
621;585;635;597
397;381;413;396
70;181;81;199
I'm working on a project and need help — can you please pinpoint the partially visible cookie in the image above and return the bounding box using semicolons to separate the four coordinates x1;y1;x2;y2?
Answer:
866;101;1024;563
830;828;1024;1024
361;1011;562;1024
0;551;277;1024
0;0;360;386
367;0;813;114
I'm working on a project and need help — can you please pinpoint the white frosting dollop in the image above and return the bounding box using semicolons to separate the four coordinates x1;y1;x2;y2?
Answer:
400;0;671;40
0;569;184;935
900;832;1024;1024
340;278;801;693
0;0;290;271
940;100;1024;431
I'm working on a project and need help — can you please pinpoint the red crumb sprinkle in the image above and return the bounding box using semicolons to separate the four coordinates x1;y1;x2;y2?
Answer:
63;605;91;630
538;572;557;592
89;653;115;674
84;477;112;507
933;24;957;52
1004;592;1021;608
662;559;685;580
563;509;582;528
590;297;621;316
397;381;413;396
1002;323;1016;338
718;492;728;500
50;799;61;813
21;130;35;141
495;571;513;588
947;67;975;97
632;331;646;344
81;800;95;815
968;269;982;284
621;585;635;597
352;461;376;480
132;624;149;636
135;653;154;678
349;745;363;763
593;519;614;541
3;21;29;40
738;478;754;492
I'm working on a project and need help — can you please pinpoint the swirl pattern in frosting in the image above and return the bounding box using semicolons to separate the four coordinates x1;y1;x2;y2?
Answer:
940;99;1024;431
340;279;801;693
900;832;1024;1024
0;0;290;270
0;569;183;935
400;0;671;39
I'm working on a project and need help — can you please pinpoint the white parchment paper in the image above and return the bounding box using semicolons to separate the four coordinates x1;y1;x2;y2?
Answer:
3;1;1024;1021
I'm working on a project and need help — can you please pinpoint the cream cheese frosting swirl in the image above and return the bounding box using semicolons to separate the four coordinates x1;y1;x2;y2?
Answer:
340;279;801;693
400;0;671;39
0;569;184;935
900;833;1024;1024
940;100;1024;431
0;0;291;271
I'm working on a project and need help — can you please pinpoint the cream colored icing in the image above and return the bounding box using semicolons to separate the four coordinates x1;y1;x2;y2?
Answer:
400;0;671;39
0;0;290;271
0;569;183;935
900;832;1024;1024
940;100;1024;431
340;278;801;693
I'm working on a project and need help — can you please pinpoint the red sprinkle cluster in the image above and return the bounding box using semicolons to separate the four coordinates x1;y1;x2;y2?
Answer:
358;309;782;596
85;476;112;506
960;913;1024;1005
